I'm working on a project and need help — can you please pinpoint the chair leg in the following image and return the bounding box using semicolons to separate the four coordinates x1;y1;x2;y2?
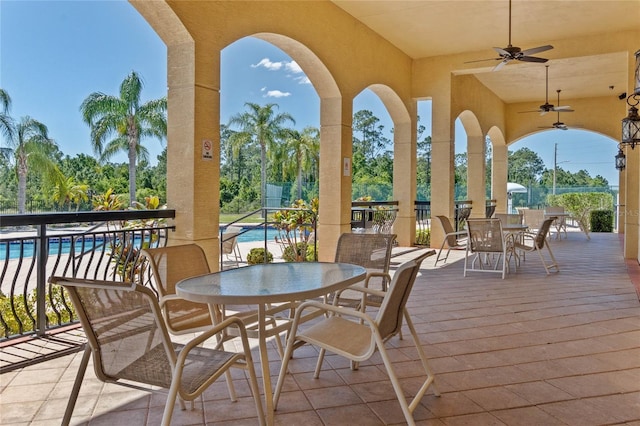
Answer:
273;326;300;408
314;348;326;378
434;240;448;265
62;345;91;426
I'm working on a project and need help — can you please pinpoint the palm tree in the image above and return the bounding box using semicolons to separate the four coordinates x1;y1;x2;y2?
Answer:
80;71;167;206
228;103;295;210
5;116;60;214
52;176;89;211
0;88;14;140
283;127;319;200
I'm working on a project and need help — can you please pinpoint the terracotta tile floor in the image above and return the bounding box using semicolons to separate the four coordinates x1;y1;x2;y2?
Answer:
1;230;639;425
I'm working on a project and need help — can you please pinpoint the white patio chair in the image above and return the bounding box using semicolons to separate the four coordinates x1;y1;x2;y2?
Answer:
511;217;560;274
50;276;265;426
464;218;509;279
273;251;439;426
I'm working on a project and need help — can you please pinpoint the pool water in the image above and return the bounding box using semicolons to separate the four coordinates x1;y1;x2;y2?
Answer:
1;228;280;260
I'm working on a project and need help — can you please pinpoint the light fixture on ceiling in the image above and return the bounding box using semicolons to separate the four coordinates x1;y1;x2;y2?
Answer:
615;145;626;171
620;49;640;150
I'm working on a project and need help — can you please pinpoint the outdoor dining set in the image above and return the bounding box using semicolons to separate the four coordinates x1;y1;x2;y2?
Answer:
48;232;438;426
41;205;568;425
435;207;565;279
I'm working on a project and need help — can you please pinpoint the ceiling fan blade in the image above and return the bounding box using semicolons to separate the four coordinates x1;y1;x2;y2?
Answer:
518;110;541;114
540;110;549;116
493;47;511;56
521;45;553;56
553;106;574;112
464;57;502;64
519;56;548;63
493;59;509;71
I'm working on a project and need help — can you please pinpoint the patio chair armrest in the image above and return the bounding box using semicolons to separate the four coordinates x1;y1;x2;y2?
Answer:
294;300;374;324
363;272;391;288
182;316;249;353
337;285;386;298
158;294;182;308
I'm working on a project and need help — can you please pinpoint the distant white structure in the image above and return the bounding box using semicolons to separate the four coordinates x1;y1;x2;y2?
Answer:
507;182;527;213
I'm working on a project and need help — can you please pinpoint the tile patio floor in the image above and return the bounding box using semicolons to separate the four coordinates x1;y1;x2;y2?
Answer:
1;230;639;425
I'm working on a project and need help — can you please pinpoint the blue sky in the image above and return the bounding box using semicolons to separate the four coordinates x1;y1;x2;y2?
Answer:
1;0;619;185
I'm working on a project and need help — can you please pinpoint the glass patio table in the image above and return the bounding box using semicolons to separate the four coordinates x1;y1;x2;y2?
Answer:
176;262;367;425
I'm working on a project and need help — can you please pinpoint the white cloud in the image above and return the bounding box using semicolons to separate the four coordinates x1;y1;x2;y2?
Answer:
263;90;291;98
251;58;283;71
285;60;303;74
294;75;311;85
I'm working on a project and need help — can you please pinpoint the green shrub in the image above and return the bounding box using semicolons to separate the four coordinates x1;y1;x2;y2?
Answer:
246;248;273;265
416;229;430;246
306;242;318;261
590;210;613;232
283;242;310;262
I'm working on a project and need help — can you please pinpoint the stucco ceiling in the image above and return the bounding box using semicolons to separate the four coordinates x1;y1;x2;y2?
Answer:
331;0;639;104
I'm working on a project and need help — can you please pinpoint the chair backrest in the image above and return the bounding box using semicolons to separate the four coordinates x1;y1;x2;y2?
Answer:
140;244;212;333
334;233;396;274
534;218;555;249
545;206;565;215
372;209;398;234
466;218;504;253
221;226;242;255
435;215;460;247
522;209;545;230
495;213;523;225
53;277;175;388
376;251;431;339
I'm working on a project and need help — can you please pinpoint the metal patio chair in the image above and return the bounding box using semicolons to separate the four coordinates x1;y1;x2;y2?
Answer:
140;244;286;354
50;276;265;426
464;218;509;279
434;215;468;266
273;251;439;426
511;217;560;274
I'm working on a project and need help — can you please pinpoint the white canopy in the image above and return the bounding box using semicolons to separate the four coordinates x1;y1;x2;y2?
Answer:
507;182;527;193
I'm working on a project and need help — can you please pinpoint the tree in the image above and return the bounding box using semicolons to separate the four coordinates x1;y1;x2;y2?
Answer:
508;148;545;185
282;126;319;200
4;116;61;213
51;175;88;211
80;71;167;206
228;103;295;210
0;88;14;141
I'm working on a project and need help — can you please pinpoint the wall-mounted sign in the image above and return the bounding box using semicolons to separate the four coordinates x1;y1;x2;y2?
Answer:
202;139;213;160
343;157;351;176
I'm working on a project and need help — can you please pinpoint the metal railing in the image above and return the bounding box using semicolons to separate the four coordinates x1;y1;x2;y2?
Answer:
0;210;175;342
221;207;317;269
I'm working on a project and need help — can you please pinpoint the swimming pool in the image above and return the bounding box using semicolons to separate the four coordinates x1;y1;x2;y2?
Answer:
0;228;280;260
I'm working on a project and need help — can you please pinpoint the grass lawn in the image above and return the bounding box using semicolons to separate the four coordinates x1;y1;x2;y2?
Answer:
219;212;267;224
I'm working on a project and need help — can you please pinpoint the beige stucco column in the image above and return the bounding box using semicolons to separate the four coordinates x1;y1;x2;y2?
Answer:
467;133;486;218
317;96;351;261
618;166;626;234
624;146;638;259
392;105;417;247
491;142;508;213
166;43;221;267
429;89;455;247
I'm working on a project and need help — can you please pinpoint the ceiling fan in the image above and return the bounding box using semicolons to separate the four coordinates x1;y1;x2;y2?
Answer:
520;66;573;115
538;90;577;131
465;0;553;71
